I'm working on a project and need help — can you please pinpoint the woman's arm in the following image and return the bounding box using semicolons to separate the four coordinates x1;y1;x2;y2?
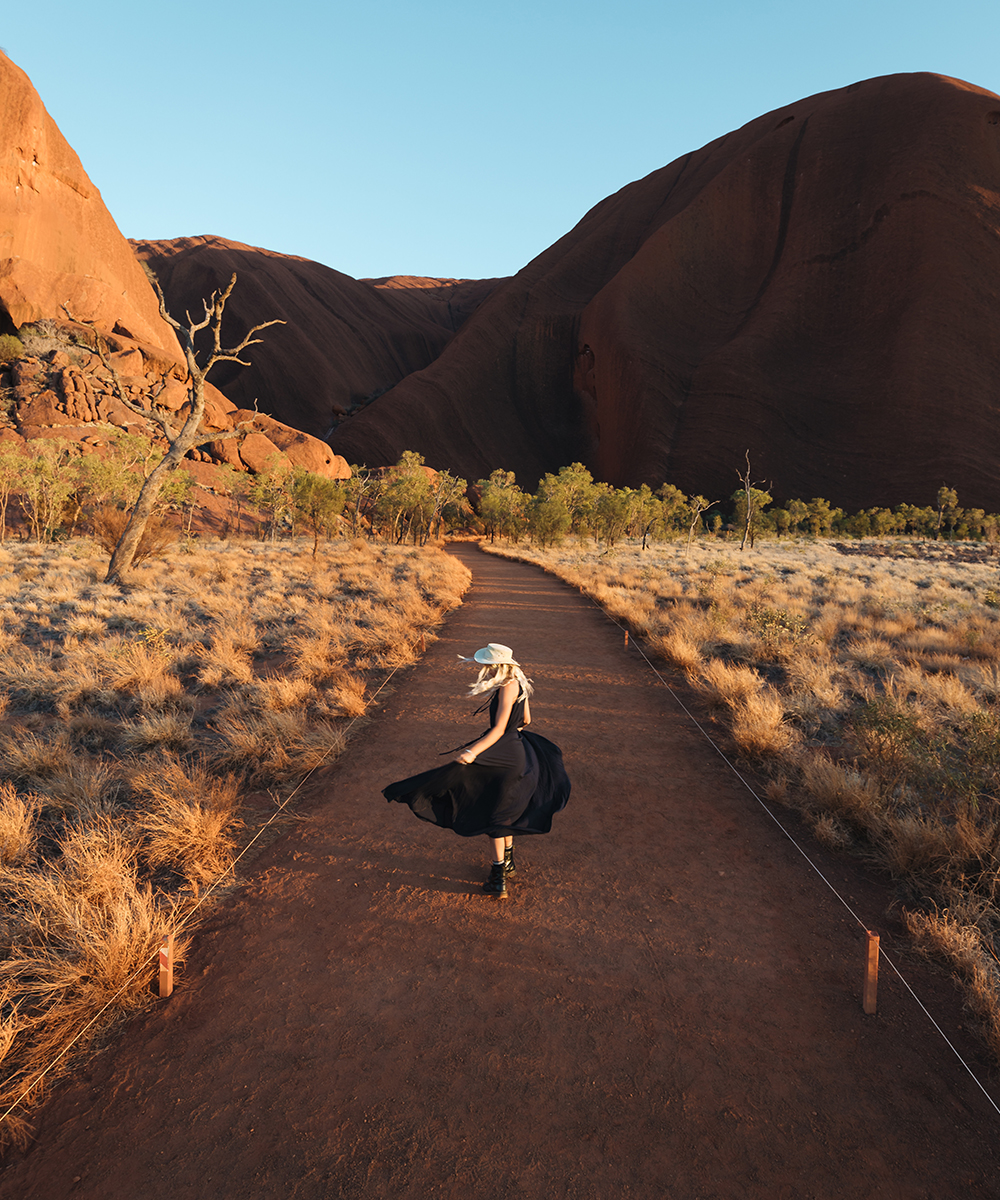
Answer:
521;694;531;727
454;681;517;763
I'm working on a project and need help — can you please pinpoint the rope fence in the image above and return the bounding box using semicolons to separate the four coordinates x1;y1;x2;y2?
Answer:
600;608;1000;1119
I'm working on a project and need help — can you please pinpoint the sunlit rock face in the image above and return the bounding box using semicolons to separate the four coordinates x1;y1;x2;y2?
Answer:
329;73;1000;509
0;52;179;352
4;345;350;481
0;53;347;491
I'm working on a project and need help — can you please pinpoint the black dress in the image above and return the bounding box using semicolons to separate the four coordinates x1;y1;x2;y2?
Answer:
383;689;570;837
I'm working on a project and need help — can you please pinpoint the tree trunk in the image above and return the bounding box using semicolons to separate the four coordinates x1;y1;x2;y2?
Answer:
105;450;181;582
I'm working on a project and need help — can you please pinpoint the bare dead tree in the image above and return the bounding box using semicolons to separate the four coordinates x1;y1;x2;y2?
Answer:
65;273;283;582
686;495;718;551
738;450;764;552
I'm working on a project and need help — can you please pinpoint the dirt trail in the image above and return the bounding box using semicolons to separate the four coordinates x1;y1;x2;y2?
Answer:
2;545;999;1199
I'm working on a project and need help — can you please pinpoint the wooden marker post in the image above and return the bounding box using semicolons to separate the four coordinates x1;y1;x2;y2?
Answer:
863;930;879;1014
419;632;426;654
624;630;629;649
159;932;175;999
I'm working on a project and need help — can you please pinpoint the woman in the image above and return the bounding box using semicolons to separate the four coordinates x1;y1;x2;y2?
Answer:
383;643;570;898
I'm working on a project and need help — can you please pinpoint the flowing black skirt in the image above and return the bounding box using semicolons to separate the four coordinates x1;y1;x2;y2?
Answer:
383;730;570;838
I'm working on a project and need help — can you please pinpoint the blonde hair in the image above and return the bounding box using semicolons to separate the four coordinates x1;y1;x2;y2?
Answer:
467;661;533;699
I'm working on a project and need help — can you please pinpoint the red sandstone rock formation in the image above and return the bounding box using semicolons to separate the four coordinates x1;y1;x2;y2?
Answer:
132;236;503;442
2;339;349;482
0;53;179;351
0;51;347;515
329;73;1000;510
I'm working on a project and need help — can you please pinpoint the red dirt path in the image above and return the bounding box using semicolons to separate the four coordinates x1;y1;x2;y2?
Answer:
2;546;999;1199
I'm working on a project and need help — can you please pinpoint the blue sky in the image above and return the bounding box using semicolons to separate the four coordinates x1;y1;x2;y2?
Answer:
4;1;998;280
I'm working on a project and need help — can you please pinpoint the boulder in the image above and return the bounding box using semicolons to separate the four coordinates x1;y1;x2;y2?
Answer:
204;437;244;468
238;432;287;474
232;409;350;479
201;383;237;432
17;388;73;427
155;378;189;413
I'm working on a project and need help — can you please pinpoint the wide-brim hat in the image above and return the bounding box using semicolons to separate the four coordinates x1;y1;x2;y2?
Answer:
459;643;518;666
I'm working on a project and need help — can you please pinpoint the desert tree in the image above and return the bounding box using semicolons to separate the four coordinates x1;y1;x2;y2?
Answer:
895;502;935;536
291;467;346;556
248;454;294;540
959;507;985;540
527;492;572;547
428;469;469;540
770;507;792;537
732;484;773;549
592;484;635;549
17;439;76;541
214;462;254;536
628;484;662;549
535;463;599;535
65;273;283;582
476;469;528;543
656;483;689;536
935;486;959;539
868;507;903;536
0;444;28;542
805;496;841;537
70;432;191;538
343;465;384;538
786;498;809;534
376;451;434;543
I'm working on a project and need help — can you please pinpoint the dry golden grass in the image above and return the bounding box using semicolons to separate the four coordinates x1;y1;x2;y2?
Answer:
133;761;241;888
0;821;192;1147
210;710;347;786
799;755;881;823
483;533;1000;1062
729;688;799;759
905;907;1000;1058
0;783;39;866
0;535;470;1147
650;629;703;674
697;660;765;710
811;812;853;850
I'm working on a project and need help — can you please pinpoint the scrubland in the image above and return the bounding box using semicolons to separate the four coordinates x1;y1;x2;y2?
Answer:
485;536;1000;1059
0;537;469;1146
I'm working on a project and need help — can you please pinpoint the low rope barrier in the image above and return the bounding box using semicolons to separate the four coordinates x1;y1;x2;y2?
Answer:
599;607;1000;1119
0;654;410;1137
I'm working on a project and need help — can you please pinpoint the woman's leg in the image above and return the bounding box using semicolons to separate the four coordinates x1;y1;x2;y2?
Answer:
483;835;508;896
490;836;506;863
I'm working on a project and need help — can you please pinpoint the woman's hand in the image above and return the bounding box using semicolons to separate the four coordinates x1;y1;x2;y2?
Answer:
454;750;477;765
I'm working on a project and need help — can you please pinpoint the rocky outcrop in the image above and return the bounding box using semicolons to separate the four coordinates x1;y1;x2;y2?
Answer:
0;50;349;508
132;237;503;442
329;73;1000;510
0;52;179;351
1;331;349;481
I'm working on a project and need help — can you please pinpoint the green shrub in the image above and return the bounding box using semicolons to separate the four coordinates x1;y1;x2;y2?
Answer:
0;333;24;365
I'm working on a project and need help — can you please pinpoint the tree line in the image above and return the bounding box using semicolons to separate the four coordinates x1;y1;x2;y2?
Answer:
0;442;994;557
11;271;987;578
472;467;996;547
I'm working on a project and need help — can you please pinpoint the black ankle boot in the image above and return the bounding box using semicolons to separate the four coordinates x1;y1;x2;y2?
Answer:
482;861;507;897
503;844;516;875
